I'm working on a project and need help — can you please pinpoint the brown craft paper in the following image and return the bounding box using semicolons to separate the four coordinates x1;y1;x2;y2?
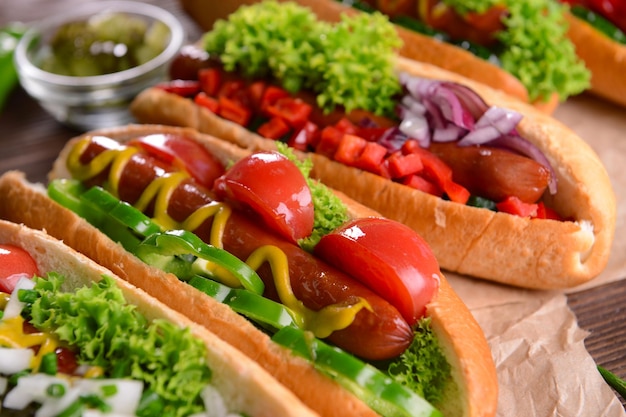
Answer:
445;93;626;416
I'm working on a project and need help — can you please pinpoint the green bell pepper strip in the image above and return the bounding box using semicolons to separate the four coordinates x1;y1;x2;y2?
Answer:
134;230;264;295
189;275;296;331
272;326;442;417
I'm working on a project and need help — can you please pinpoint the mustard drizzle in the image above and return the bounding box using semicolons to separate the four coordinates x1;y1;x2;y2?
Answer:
66;137;369;338
0;315;59;371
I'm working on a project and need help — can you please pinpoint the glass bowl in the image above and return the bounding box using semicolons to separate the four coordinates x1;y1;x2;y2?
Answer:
13;1;185;131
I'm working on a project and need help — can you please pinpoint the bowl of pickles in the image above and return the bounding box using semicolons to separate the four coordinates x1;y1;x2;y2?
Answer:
13;1;184;130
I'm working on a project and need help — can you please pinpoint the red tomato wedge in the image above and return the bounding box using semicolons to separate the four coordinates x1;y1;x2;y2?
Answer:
314;218;440;325
0;244;39;293
129;134;225;189
213;152;314;243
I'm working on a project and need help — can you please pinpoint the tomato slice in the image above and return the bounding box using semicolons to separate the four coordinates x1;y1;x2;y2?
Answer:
213;152;314;243
129;134;226;189
314;218;440;325
0;244;39;293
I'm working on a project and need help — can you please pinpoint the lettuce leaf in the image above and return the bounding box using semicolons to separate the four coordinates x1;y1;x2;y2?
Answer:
387;318;452;405
444;0;590;102
203;0;402;116
25;273;212;417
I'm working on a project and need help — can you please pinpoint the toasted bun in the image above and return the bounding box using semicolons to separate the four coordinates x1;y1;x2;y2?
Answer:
178;0;561;113
0;219;318;417
0;123;498;417
565;13;626;108
130;57;616;289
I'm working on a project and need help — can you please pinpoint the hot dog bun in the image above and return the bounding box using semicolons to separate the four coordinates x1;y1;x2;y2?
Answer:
178;0;558;112
130;56;616;290
0;123;498;417
0;218;318;417
565;12;626;108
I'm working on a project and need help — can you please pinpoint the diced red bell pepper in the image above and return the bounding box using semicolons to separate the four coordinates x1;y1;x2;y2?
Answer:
265;97;313;129
387;152;424;178
496;196;538;218
333;118;358;135
260;86;290;112
354;142;388;173
403;175;442;197
247;80;268;112
356;126;390;142
442;180;470;204
334;134;367;166
218;80;252;110
155;80;200;97
194;92;219;113
403;143;453;190
198;68;222;97
257;116;291;140
316;126;345;158
378;160;393;180
288;121;320;151
218;96;252;127
534;201;563;220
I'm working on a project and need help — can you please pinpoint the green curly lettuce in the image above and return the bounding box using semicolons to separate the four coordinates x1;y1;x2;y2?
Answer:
203;0;402;116
387;318;452;406
23;273;212;417
444;0;590;102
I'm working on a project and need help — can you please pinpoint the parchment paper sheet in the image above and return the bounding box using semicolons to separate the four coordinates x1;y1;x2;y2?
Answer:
446;93;626;416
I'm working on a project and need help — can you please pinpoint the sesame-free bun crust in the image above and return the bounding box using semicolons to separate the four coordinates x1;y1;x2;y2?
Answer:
565;13;626;109
0;219;318;417
0;123;498;417
130;57;616;289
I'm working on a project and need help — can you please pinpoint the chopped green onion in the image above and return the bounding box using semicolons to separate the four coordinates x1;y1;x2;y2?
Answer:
101;384;118;397
46;382;66;398
40;352;58;375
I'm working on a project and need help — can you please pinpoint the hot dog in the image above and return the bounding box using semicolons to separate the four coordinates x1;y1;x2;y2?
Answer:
560;1;626;108
177;0;591;112
0;219;318;417
0;124;498;417
129;0;616;289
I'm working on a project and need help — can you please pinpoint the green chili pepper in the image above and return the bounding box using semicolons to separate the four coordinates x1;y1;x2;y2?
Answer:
273;326;442;417
598;365;626;399
189;275;296;331
0;24;27;112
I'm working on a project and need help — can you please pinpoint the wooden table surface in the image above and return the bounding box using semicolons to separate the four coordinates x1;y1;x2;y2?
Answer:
2;0;625;411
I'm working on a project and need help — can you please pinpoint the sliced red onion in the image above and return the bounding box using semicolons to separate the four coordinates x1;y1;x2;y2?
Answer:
401;94;426;115
431;84;475;131
395;72;558;195
433;123;467;142
378;127;409;153
457;106;522;146
441;81;490;119
399;115;430;147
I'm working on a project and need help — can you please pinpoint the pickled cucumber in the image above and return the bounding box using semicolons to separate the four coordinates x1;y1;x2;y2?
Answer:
40;12;171;76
